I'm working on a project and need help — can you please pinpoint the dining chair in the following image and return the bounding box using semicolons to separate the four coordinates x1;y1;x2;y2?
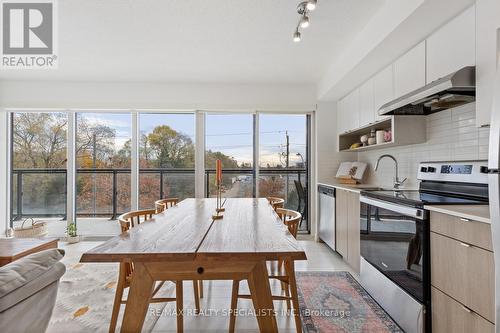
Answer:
110;209;200;333
293;180;307;228
229;208;303;333
266;196;284;211
154;197;179;214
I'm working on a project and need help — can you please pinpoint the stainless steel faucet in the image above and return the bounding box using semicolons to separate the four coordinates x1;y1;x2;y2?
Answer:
374;154;407;189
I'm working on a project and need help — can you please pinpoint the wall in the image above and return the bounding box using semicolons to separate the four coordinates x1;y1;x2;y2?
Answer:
0;80;316;111
358;103;489;188
316;102;356;184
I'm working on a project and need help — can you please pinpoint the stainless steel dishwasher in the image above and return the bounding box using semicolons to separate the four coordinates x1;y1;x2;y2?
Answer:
318;185;335;251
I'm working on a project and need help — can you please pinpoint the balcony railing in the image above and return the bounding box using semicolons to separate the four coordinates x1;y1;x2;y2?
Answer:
11;168;308;229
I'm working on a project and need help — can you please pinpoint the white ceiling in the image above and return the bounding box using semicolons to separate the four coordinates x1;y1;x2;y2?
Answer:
0;0;385;84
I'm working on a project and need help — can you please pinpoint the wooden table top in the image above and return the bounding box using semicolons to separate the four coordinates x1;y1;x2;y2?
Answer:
80;198;306;263
0;237;58;261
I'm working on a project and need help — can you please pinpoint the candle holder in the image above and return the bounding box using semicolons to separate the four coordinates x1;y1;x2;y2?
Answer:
213;160;225;219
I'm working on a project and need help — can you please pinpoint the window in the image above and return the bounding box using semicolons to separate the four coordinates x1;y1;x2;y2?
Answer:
205;114;254;198
75;113;131;235
10;112;68;230
139;113;195;209
259;114;309;230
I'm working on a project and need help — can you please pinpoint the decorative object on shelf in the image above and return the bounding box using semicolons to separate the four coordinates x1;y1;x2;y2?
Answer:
384;130;392;142
292;1;318;42
349;143;362;149
336;162;367;184
376;130;385;144
13;218;48;238
368;129;377;145
360;134;368;146
66;222;80;243
213;159;225;220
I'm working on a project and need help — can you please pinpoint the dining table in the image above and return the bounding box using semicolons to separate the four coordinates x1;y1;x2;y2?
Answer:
80;197;307;333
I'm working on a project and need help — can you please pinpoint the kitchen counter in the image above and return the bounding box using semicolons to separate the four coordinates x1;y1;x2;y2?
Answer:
318;182;417;194
424;204;491;224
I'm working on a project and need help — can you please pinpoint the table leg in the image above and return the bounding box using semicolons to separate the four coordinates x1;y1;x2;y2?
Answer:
120;262;155;333
247;260;278;333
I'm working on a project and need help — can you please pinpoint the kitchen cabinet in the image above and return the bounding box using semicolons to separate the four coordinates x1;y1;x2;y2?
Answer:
337;89;360;135
335;189;360;273
359;79;375;127
476;0;500;127
336;98;347;135
394;41;426;98
430;211;495;329
426;5;475;84
335;189;348;257
373;64;393;121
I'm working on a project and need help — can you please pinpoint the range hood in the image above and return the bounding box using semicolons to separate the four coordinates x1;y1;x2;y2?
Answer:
378;66;475;116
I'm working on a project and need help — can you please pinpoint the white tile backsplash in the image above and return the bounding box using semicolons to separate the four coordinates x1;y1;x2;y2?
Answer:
357;103;490;188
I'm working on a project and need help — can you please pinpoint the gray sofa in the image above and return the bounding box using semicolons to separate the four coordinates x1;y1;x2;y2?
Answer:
0;248;66;332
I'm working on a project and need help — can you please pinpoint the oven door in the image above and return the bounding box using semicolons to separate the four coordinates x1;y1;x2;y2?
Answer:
359;195;430;333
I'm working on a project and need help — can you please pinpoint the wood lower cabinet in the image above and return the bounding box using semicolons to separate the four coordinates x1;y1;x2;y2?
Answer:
432;287;494;333
430;212;495;330
335;189;360;273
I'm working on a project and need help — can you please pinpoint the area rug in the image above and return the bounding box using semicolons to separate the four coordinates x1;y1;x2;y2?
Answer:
47;244;172;333
297;271;403;333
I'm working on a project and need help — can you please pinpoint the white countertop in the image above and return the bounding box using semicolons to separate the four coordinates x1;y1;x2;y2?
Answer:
424;205;491;224
318;182;417;194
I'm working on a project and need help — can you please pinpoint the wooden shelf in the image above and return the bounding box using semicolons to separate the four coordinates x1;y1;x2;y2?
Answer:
338;116;426;152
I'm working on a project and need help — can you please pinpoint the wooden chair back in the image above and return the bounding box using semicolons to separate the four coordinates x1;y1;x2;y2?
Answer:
155;198;179;213
267;197;284;211
275;208;301;238
118;209;156;232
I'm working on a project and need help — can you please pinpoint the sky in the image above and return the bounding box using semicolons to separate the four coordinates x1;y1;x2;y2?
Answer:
79;113;307;167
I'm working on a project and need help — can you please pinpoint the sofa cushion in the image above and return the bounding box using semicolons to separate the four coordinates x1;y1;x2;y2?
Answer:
0;248;64;298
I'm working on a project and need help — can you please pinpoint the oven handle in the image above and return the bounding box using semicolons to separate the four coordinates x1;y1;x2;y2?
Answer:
360;196;427;220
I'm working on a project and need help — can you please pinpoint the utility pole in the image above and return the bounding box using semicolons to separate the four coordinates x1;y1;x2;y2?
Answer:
285;131;289;201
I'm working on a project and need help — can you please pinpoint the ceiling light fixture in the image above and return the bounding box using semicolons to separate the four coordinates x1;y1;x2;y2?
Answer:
292;1;317;42
299;15;310;28
293;30;301;42
306;0;317;11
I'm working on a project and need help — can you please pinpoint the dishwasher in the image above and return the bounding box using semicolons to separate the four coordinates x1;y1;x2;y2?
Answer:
318;185;336;251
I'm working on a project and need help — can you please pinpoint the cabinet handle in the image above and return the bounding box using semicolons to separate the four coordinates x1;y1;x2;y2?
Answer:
460;218;472;222
461;305;473;314
460;242;471;248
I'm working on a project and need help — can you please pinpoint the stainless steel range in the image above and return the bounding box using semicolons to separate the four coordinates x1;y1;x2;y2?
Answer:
359;160;489;333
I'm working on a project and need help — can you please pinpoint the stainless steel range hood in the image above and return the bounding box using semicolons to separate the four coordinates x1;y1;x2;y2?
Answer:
378;66;475;116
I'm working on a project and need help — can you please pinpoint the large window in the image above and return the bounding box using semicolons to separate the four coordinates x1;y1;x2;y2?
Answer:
139;113;195;209
8;111;311;236
205;114;254;197
259;114;308;230
75;113;131;235
11;112;67;232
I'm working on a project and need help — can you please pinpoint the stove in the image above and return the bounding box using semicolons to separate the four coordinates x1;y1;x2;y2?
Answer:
359;160;489;333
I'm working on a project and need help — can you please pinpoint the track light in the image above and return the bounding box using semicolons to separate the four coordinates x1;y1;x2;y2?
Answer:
306;0;317;11
293;30;301;42
299;15;310;28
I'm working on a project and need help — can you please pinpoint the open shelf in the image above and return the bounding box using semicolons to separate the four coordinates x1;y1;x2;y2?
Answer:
338;116;426;152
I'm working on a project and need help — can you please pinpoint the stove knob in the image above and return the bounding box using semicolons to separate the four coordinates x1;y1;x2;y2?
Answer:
420;167;428;173
480;166;489;174
427;167;436;173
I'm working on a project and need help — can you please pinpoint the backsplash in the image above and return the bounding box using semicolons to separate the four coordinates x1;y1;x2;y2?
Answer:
357;103;490;189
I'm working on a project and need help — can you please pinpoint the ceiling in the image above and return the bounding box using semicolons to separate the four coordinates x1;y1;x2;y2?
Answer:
0;0;385;84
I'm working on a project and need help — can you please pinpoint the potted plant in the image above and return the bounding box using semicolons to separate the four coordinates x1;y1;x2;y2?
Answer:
66;222;80;243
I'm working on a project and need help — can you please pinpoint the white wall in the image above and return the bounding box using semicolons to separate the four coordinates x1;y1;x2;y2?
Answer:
0;80;316;111
358;103;490;188
316;102;356;183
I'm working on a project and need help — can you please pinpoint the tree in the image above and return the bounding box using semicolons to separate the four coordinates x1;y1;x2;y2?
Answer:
147;125;195;168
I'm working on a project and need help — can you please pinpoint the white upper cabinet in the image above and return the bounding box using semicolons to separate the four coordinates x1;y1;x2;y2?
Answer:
337;98;347;134
373;64;394;121
476;0;500;127
345;88;360;131
426;5;476;84
359;79;375;127
394;41;426;98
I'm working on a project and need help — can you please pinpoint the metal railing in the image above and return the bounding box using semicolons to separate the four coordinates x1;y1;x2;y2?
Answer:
11;168;308;227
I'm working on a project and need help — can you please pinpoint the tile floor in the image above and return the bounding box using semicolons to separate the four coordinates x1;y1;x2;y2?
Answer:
59;240;355;333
